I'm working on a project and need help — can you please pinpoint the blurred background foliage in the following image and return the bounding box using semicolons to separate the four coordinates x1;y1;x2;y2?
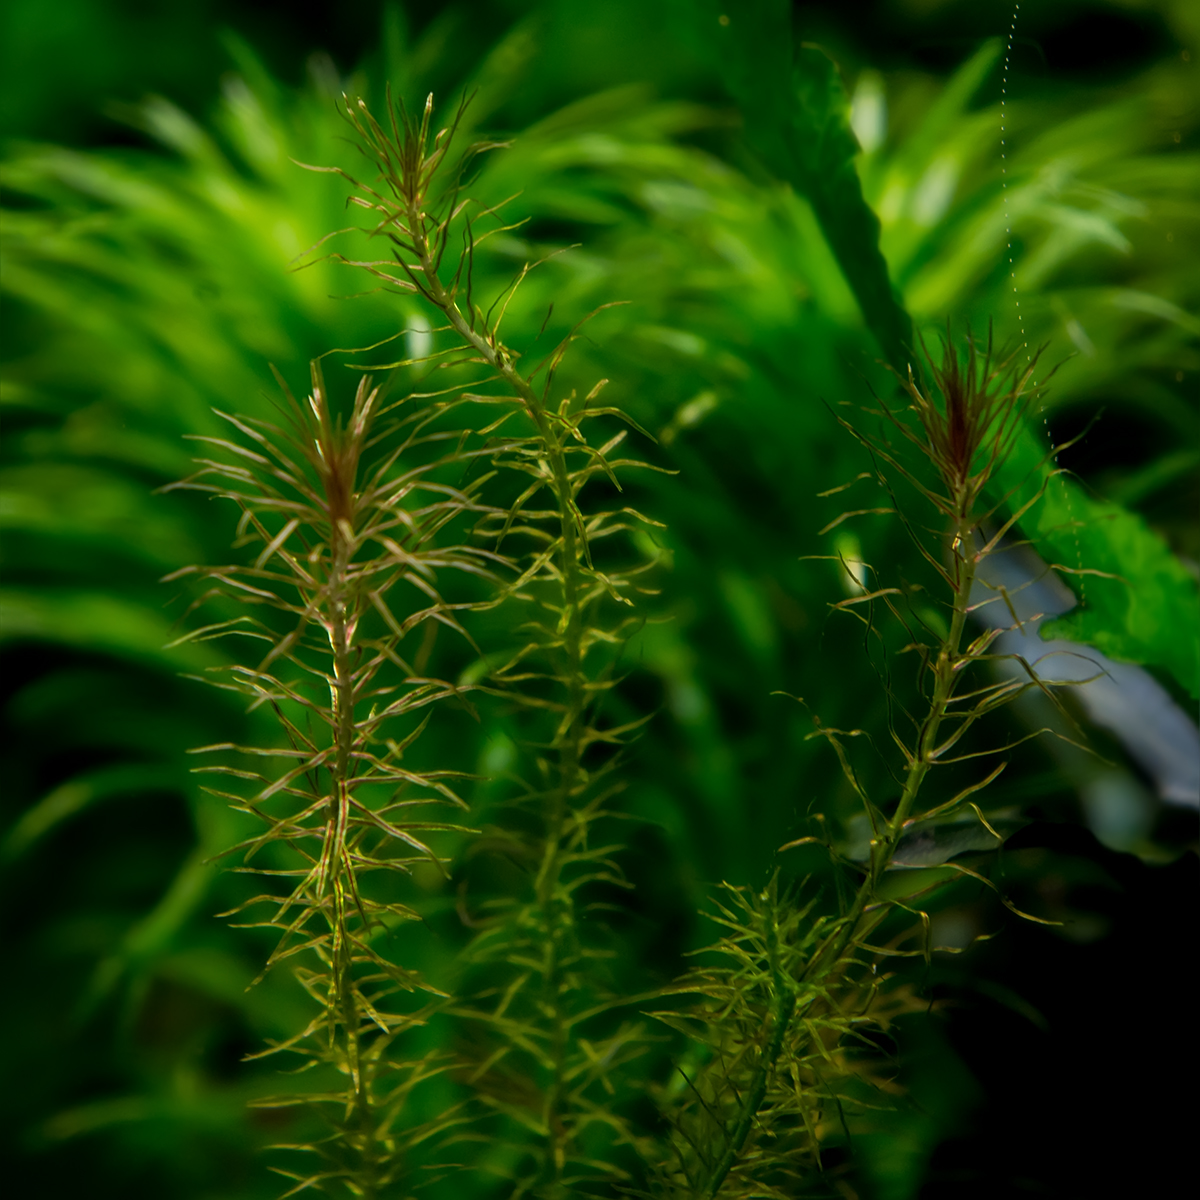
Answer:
1;1;1197;1197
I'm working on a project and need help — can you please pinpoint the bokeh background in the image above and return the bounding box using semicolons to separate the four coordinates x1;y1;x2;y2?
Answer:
2;1;1197;1197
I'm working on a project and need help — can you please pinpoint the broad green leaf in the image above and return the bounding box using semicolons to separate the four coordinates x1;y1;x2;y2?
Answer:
699;0;912;365
998;424;1200;699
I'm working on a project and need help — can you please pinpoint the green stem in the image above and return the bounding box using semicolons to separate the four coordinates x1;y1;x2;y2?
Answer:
701;525;978;1197
333;881;379;1200
701;910;796;1198
809;525;977;979
410;216;588;1188
328;524;380;1198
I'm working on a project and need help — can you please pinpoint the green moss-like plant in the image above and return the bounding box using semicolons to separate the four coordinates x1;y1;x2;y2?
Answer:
641;326;1080;1197
169;90;663;1197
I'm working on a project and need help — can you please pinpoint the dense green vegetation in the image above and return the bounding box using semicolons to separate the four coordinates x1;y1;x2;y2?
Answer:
2;2;1196;1197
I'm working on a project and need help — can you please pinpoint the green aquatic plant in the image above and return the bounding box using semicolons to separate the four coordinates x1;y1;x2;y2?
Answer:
165;89;662;1196
642;325;1083;1197
3;4;1197;1198
323;92;664;1195
162;360;506;1192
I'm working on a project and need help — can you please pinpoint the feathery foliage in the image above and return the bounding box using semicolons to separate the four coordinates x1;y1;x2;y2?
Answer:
314;90;664;1195
3;3;1197;1198
164;352;508;1192
639;325;1082;1197
166;86;663;1195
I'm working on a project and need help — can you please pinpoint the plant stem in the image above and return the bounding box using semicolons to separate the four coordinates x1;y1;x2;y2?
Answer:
700;906;797;1198
701;521;979;1198
333;881;379;1200
814;523;978;976
327;511;380;1197
410;209;588;1189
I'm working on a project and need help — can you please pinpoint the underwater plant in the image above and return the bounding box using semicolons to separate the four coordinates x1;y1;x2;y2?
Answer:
324;92;665;1195
161;325;499;1192
163;90;661;1196
638;325;1084;1197
3;3;1197;1198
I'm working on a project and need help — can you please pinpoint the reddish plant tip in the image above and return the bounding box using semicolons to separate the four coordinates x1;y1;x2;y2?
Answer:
285;362;380;536
942;349;971;485
925;333;979;495
889;322;1049;526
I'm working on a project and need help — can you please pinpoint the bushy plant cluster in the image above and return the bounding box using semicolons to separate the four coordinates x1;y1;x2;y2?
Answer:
2;2;1196;1198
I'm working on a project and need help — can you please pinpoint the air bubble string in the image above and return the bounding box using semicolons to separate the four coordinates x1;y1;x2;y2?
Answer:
1000;2;1084;600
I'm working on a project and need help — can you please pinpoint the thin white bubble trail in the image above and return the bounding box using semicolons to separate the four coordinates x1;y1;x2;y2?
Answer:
1000;2;1084;598
1000;2;1027;361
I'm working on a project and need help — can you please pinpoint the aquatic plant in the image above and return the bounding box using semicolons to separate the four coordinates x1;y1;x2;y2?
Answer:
641;325;1072;1197
3;3;1196;1198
